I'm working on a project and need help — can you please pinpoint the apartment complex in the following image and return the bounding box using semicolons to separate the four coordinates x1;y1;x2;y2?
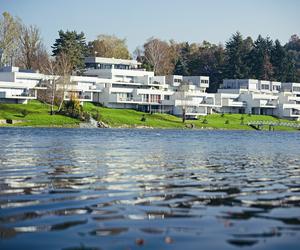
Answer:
0;57;299;120
216;79;300;120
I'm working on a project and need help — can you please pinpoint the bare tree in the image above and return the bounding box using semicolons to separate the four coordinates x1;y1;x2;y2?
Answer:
16;24;49;71
143;37;175;75
40;57;59;114
39;52;72;114
55;52;72;112
178;81;190;123
0;12;21;66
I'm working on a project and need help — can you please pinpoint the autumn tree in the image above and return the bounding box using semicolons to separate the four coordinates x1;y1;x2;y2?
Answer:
88;35;131;59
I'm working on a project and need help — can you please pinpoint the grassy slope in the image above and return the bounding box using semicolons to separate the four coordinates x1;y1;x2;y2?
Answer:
0;101;298;130
83;102;299;131
0;100;80;127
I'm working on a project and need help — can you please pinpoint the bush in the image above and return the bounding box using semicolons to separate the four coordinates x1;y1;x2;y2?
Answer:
21;109;29;117
93;110;101;121
221;113;225;118
225;119;229;124
240;116;244;125
61;98;83;119
141;114;146;122
82;112;91;122
202;118;208;124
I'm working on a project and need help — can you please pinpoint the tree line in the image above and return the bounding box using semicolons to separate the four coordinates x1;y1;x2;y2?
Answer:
1;11;300;92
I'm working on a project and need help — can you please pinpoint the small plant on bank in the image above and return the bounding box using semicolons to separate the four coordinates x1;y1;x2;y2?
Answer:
82;112;91;122
21;109;29;117
221;113;225;118
141;114;146;122
225;119;230;124
93;110;101;121
61;98;84;120
240;116;244;125
202;117;208;124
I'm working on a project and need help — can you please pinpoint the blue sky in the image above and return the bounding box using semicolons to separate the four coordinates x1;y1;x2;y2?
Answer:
1;0;299;54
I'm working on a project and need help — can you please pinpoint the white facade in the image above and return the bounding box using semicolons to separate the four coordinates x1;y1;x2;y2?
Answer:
0;66;45;104
1;57;299;121
217;79;300;120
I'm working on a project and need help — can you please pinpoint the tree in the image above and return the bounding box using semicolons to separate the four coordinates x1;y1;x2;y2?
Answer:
88;35;131;59
16;24;49;71
39;52;72;114
52;30;87;73
285;34;300;81
174;42;191;75
0;12;21;66
250;35;274;80
142;37;176;75
271;40;289;81
224;32;252;79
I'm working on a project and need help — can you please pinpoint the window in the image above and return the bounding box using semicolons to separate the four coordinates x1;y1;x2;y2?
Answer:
164;95;170;100
293;87;300;92
261;84;269;90
150;94;161;103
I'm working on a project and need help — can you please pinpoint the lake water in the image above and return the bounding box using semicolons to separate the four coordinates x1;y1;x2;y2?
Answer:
0;128;300;250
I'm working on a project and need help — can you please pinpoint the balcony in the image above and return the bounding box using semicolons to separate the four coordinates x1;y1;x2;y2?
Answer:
2;91;36;99
222;99;246;107
292;109;300;116
253;99;277;108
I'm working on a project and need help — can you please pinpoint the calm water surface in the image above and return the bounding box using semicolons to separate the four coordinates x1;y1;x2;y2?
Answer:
0;128;300;250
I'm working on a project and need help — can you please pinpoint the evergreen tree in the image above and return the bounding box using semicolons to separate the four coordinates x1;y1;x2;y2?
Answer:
52;30;87;73
271;40;289;81
250;35;274;80
174;42;190;75
285;34;300;82
224;32;252;79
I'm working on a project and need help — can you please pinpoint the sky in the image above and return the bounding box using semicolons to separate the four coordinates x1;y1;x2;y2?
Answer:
1;0;300;54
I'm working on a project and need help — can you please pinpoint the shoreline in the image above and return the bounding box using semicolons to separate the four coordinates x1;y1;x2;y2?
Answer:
1;124;299;132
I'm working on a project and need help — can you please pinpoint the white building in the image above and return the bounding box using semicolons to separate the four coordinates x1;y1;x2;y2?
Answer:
216;79;300;120
0;66;103;104
0;66;45;104
1;57;299;121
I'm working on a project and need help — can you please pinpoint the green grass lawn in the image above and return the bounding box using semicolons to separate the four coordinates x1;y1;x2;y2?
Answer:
83;102;300;131
0;100;80;127
0;100;299;130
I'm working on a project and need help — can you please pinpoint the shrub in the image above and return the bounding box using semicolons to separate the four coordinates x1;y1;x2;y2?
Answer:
141;114;146;122
21;109;29;117
82;112;91;122
93;110;101;121
225;119;229;124
240;116;244;125
221;113;225;118
202;118;208;124
61;98;83;119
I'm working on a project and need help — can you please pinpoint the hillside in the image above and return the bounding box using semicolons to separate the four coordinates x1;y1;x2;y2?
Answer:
0;100;299;131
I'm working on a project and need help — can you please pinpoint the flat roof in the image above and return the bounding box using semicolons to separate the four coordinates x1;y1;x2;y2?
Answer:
85;57;141;66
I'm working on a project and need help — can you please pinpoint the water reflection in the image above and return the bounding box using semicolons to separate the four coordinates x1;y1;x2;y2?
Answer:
0;128;299;249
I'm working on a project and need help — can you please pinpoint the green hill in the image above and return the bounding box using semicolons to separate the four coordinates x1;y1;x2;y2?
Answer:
0;100;299;131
